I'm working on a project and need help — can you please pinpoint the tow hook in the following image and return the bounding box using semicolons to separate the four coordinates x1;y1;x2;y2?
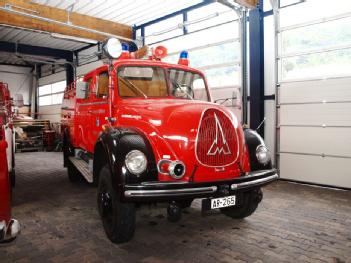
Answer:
167;201;182;223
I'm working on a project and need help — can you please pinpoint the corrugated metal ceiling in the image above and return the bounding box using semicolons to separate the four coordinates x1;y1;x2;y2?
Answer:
30;0;204;26
0;25;89;51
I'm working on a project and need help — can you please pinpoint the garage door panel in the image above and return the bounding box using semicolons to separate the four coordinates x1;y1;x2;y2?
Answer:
280;126;351;157
280;153;351;188
280;103;351;126
280;77;351;104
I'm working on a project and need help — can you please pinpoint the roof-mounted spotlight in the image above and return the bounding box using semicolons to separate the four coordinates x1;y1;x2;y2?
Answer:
103;38;123;59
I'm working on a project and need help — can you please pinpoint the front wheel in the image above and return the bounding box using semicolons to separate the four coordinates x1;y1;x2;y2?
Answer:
221;188;263;219
97;165;136;244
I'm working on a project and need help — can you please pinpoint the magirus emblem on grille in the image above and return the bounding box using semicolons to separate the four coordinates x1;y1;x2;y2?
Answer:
207;113;231;156
196;108;238;167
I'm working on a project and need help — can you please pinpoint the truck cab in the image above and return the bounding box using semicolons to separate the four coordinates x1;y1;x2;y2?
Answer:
61;38;278;243
0;82;20;242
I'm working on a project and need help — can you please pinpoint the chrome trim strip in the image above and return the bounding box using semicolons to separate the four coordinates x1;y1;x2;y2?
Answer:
141;181;188;186
125;186;217;197
231;174;279;190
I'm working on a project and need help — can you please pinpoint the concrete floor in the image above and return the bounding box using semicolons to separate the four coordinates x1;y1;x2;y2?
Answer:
1;152;350;263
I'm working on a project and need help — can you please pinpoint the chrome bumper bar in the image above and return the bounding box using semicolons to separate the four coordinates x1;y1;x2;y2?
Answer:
124;172;279;198
231;173;279;190
0;219;20;242
125;186;218;197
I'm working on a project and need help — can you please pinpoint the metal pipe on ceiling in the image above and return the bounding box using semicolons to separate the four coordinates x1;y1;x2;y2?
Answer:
0;4;134;42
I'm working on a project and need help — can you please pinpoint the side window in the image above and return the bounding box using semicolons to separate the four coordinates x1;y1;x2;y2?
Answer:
85;78;92;99
97;72;109;98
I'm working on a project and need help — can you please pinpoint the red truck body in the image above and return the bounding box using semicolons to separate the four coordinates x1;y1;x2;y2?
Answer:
0;82;19;242
61;46;278;243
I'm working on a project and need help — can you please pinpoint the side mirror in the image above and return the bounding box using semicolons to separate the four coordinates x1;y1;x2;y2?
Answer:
76;81;88;99
13;94;24;107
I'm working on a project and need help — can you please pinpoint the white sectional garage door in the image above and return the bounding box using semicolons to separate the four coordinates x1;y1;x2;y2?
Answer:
278;77;351;188
275;0;351;188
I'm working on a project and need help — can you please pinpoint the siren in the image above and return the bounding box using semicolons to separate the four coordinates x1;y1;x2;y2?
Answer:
178;51;189;66
153;46;168;60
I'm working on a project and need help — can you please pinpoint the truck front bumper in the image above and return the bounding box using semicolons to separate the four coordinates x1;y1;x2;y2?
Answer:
124;169;278;201
0;219;20;242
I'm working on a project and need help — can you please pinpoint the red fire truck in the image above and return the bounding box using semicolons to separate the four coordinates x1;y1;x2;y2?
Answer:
61;38;278;243
0;82;20;242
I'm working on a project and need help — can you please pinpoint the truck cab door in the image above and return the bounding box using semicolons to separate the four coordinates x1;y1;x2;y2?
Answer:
86;71;109;152
75;77;94;151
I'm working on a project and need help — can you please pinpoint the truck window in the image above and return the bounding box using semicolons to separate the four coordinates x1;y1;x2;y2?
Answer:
117;67;168;98
97;72;109;98
168;69;209;102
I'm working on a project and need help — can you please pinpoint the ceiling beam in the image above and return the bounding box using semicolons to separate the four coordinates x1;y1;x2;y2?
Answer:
234;0;259;9
0;0;132;42
0;41;72;60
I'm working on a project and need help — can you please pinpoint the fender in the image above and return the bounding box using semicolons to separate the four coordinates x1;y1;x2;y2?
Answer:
244;128;272;171
93;127;158;198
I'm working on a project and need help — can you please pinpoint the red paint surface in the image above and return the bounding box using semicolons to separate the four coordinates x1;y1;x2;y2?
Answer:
62;59;251;183
0;82;11;225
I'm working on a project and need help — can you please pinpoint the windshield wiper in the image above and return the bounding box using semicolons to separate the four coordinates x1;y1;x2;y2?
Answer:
119;76;148;99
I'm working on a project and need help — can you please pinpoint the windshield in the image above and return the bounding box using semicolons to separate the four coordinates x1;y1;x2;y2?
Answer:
117;66;209;102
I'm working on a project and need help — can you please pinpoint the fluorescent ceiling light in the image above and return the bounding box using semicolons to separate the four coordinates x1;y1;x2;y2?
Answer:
50;33;98;44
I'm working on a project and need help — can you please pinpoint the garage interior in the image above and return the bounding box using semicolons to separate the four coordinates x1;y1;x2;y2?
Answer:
1;0;350;262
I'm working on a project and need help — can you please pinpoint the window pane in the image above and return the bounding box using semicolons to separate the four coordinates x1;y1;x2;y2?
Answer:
145;15;183;44
281;48;351;80
52;93;64;104
190;41;240;68
39;85;51;96
204;66;240;88
97;72;109;98
150;21;239;53
118;67;168;98
282;17;351;55
280;0;351;28
263;0;272;11
51;81;66;93
187;3;237;32
39;95;52;106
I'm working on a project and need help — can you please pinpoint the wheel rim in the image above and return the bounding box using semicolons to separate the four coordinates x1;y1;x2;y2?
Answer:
99;188;113;226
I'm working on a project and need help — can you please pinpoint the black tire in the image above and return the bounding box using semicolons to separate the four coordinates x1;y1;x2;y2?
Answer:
9;169;15;188
221;188;263;219
97;165;136;244
67;161;81;183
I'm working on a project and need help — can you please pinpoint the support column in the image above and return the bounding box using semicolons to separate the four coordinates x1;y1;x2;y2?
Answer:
249;2;265;137
30;65;39;119
65;52;75;87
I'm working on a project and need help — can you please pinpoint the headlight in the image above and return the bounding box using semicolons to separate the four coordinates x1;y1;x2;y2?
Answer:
125;150;147;175
103;38;122;59
256;145;270;165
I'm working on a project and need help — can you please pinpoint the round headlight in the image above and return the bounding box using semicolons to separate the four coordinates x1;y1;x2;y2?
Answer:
103;38;122;59
125;150;147;175
256;145;271;165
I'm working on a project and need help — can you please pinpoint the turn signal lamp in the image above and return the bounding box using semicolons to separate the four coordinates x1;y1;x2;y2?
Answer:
153;46;168;60
178;51;189;66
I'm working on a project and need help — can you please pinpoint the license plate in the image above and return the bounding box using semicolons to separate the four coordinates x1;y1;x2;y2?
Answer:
210;195;236;209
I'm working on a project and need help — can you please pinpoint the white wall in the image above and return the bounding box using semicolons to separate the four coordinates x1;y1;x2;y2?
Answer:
0;65;32;105
38;60;104;123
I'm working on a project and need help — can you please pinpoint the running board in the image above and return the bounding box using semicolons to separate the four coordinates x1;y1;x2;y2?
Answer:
69;157;93;183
